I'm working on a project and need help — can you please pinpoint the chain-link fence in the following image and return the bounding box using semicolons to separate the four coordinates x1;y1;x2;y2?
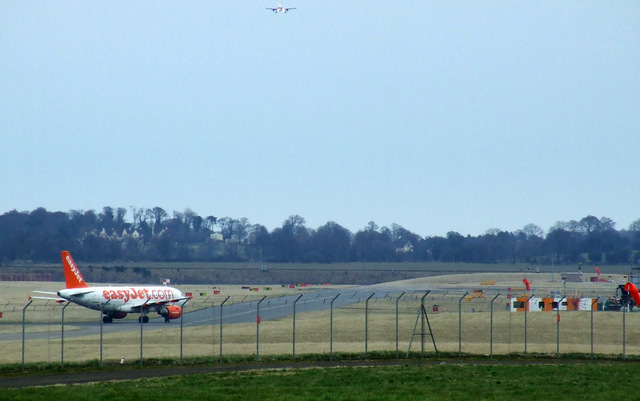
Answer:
3;289;640;368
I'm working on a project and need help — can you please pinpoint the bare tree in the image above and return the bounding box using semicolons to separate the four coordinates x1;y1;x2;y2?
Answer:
151;207;168;230
521;223;544;238
206;216;218;231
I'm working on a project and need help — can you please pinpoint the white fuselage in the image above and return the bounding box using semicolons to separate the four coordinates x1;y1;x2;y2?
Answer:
58;285;187;314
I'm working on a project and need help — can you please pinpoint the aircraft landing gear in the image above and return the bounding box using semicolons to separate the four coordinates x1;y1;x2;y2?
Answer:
102;315;113;324
138;315;149;323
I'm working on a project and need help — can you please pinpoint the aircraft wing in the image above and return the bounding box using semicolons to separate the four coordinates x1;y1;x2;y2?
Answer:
69;291;94;296
32;291;66;302
30;294;66;302
130;296;191;308
56;289;95;298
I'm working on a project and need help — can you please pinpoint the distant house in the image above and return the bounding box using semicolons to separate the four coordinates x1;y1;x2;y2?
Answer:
121;229;141;241
397;242;414;254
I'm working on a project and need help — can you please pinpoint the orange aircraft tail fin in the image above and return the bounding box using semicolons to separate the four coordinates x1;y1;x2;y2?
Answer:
61;251;90;289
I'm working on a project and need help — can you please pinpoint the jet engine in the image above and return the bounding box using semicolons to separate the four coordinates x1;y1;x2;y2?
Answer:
158;305;182;322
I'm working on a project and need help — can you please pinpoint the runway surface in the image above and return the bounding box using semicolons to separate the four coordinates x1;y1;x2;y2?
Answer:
0;283;436;341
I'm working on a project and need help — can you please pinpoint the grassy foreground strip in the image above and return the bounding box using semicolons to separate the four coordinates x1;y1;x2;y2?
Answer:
3;361;640;401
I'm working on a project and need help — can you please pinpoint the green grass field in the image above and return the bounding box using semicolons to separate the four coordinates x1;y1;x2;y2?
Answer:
2;361;638;401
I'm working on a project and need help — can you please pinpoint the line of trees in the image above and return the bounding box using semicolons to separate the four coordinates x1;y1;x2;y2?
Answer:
0;207;639;265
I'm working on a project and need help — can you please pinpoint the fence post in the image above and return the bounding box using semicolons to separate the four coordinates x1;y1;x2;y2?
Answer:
99;299;110;368
458;292;468;357
219;296;230;363
180;305;184;365
140;299;150;366
524;293;535;355
22;299;33;371
330;293;340;361
293;294;303;360
256;296;266;361
490;293;500;358
61;301;70;367
623;297;628;360
395;291;405;358
556;296;565;357
365;293;375;356
591;297;599;359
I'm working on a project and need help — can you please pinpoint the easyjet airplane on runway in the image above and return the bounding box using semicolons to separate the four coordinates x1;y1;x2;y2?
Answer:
34;251;189;323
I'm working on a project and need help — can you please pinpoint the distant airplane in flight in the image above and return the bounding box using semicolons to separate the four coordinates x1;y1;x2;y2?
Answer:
33;251;189;323
267;4;296;13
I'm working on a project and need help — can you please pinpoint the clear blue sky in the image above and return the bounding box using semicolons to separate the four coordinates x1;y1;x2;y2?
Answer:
1;1;638;237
